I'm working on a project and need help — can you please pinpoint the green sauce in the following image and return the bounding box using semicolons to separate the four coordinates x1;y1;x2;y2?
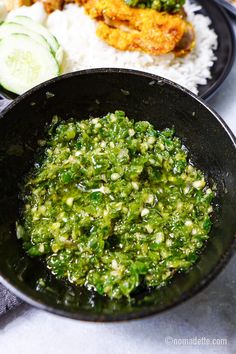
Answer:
124;0;185;12
17;111;214;299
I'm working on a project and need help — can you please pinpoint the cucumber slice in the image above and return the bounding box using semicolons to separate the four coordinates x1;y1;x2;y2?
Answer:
0;22;51;51
0;33;59;95
55;46;63;67
6;16;64;65
9;16;59;53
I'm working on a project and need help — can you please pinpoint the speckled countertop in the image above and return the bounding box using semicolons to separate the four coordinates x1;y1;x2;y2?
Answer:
0;20;235;354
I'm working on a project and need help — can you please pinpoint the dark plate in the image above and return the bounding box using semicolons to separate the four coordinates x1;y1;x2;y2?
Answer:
213;0;236;17
0;0;235;102
196;0;235;100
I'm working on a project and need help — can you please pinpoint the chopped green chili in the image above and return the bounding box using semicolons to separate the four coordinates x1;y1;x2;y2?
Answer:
124;0;185;12
18;111;215;299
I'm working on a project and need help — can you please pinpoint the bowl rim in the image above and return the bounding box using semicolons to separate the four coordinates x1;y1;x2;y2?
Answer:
1;68;236;322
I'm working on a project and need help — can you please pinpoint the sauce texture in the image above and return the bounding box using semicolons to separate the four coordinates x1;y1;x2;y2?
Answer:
17;111;214;299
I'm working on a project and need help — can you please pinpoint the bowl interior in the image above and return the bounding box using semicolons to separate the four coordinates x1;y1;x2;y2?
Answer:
0;70;236;321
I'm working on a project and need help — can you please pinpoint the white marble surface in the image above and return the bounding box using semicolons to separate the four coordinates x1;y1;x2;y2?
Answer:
0;20;236;354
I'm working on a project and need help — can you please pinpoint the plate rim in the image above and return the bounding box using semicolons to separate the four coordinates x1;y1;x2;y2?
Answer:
213;0;236;16
197;0;235;100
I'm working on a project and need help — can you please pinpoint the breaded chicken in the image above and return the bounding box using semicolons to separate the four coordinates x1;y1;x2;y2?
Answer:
4;0;32;11
39;0;64;12
76;0;195;56
4;0;194;56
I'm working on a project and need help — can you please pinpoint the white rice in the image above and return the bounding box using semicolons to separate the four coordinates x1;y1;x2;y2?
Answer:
6;0;218;95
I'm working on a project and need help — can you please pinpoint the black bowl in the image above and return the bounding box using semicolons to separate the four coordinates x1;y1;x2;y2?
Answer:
0;69;236;321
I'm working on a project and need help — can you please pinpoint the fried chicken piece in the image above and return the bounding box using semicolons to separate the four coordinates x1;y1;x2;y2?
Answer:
4;0;32;11
4;0;194;56
76;0;195;56
174;22;195;56
38;0;64;13
4;0;64;13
